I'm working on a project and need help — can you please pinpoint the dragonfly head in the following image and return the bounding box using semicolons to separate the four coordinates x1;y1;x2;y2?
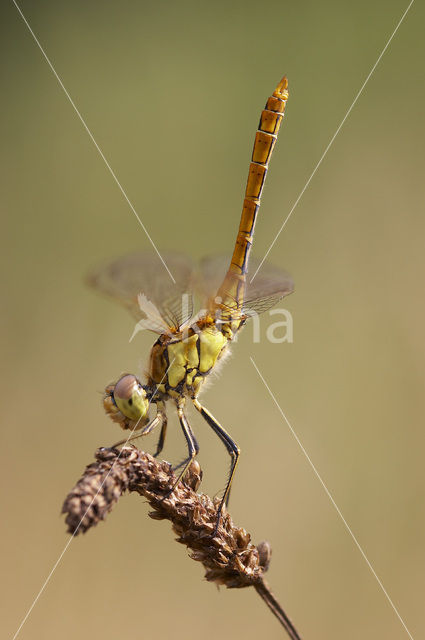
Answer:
113;374;149;422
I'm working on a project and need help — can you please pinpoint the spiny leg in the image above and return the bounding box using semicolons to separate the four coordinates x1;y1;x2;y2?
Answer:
111;410;165;449
152;418;168;458
173;426;199;471
192;399;240;530
151;401;168;457
162;404;199;498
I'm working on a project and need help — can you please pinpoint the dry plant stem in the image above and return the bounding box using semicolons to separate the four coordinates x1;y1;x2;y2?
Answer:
255;579;302;640
62;446;302;639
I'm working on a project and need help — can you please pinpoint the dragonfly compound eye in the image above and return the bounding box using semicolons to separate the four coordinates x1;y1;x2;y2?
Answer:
113;374;149;421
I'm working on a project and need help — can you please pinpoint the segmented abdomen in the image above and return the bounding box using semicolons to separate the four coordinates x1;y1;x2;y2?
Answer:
216;76;289;314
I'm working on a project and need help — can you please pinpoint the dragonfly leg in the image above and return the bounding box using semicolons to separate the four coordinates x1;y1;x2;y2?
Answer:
110;410;165;449
192;399;240;531
161;405;199;498
172;427;200;471
152;416;168;458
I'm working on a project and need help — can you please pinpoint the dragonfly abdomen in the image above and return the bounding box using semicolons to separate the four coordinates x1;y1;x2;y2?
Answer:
216;76;289;314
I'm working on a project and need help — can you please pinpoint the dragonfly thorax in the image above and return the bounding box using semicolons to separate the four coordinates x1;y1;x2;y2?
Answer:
148;322;231;400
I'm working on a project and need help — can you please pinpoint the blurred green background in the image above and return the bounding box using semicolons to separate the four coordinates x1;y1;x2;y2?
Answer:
1;1;424;638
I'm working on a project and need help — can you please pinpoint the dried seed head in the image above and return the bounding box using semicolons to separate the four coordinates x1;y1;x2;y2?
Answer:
61;447;134;534
257;540;272;572
62;447;268;588
61;447;302;639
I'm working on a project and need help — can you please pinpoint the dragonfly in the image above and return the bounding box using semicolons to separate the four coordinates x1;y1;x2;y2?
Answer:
88;76;293;531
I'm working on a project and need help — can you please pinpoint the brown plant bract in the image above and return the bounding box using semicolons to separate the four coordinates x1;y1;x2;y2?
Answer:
62;446;302;639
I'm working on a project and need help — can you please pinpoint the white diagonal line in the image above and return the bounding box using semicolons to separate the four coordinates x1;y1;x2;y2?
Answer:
250;356;414;639
11;362;174;640
250;0;414;284
12;0;176;284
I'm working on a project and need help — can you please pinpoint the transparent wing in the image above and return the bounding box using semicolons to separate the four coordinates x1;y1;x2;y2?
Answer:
87;252;194;332
198;254;294;317
242;259;294;316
